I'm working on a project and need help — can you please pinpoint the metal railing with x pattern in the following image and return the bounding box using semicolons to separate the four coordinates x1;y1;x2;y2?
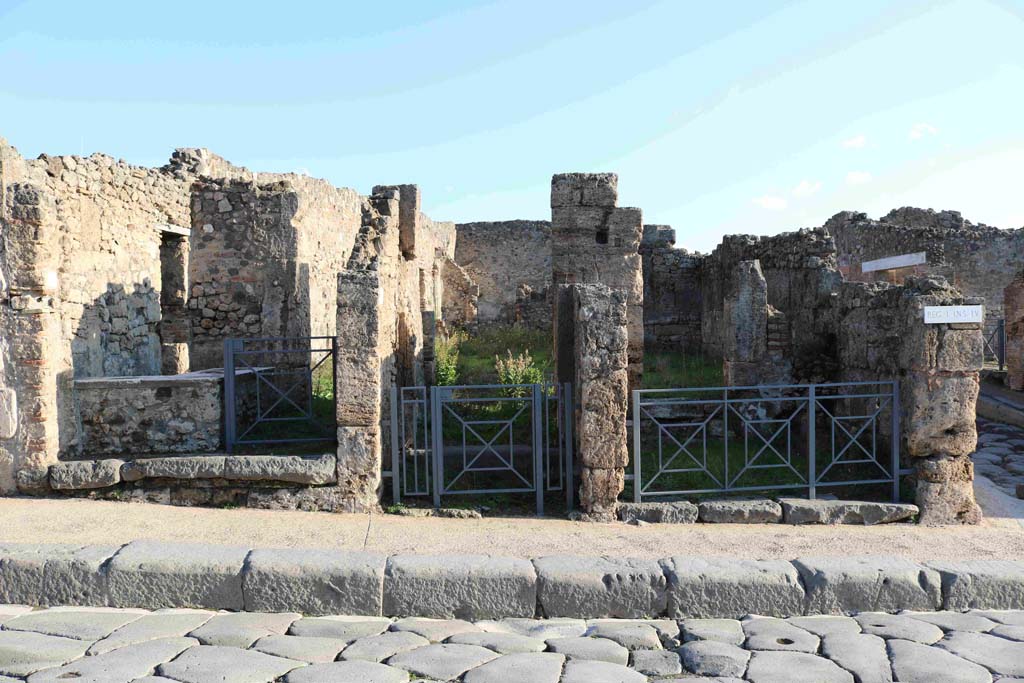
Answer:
631;380;901;502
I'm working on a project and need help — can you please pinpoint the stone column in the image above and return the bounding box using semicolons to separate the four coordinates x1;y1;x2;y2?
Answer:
573;284;629;520
722;260;768;386
159;232;191;374
1005;271;1024;391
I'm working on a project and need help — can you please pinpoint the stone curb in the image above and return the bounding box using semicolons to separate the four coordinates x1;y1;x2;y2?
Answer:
1;542;1022;618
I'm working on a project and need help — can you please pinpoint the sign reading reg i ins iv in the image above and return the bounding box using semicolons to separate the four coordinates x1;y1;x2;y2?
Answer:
923;305;984;324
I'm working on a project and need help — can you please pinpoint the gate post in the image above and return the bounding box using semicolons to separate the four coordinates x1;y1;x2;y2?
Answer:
564;382;574;511
891;380;901;503
533;383;544;515
223;339;236;453
390;386;400;505
431;386;443;508
808;384;816;500
632;389;641;503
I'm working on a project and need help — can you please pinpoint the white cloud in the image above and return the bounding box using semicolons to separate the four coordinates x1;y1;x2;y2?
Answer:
753;195;788;210
909;122;939;140
842;134;867;149
845;171;873;185
792;179;822;197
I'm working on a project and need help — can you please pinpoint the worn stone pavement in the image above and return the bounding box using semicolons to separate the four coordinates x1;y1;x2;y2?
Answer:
1;605;1023;682
973;418;1024;500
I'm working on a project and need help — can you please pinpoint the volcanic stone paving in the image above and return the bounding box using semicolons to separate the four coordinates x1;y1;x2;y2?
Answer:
972;418;1024;498
1;606;1024;682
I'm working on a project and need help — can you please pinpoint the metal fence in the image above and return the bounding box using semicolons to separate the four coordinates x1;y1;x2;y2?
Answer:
631;380;901;502
223;336;337;452
389;383;573;514
983;319;1006;370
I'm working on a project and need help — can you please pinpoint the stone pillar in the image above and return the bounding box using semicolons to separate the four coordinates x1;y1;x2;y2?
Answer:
573;284;629;520
722;260;768;386
159;232;190;374
1005;272;1024;391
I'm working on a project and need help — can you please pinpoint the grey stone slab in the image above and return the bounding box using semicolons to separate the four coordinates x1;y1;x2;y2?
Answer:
901;610;997;632
223;454;337;484
157;645;303;682
386;643;498;680
682;618;745;645
0;605;32;625
630;648;680;676
288;616;391;641
341;630;429;661
390;617;480;642
793;555;941;614
821;633;892;683
384;554;535;620
587;618;679;645
585;622;661;650
444;631;545;654
244;548;385;616
746;651;854;683
786;615;860;637
697;498;782;524
992;624;1024;641
854;613;944;644
616;501;698;524
927;560;1024;610
937;631;1024;676
25;636;196;683
3;607;147;641
968;610;1024;626
0;542;119;606
559;659;647;683
121;456;226;481
251;634;348;663
779;498;917;524
49;459;123;490
887;638;992;683
476;618;587;640
0;630;91;677
188;611;300;648
462;652;565;683
534;555;666;619
661;557;804;618
107;540;248;610
88;608;215;655
742;617;820;653
546;637;629;664
284;660;409;683
679;640;750;678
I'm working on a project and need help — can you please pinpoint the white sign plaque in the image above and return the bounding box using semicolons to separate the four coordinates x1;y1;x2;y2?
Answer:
861;251;927;274
923;305;983;324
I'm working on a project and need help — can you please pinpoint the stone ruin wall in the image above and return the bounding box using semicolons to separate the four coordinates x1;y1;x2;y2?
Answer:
1006;272;1024;391
639;225;703;353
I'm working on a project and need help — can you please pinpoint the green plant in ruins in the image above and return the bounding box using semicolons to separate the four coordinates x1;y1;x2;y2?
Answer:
435;330;464;386
495;349;544;396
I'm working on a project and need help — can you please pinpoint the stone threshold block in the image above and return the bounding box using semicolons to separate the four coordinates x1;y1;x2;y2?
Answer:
384;554;536;620
119;453;337;485
660;557;804;619
927;559;1024;610
534;556;667;619
243;548;386;616
0;543;119;606
793;556;941;614
107;540;249;610
617;501;697;524
780;498;918;525
49;459;124;490
698;499;782;524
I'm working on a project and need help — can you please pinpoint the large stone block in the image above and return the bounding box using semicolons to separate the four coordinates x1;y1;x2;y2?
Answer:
551;173;618;208
0;543;118;606
660;557;804;619
121;456;225;481
578;468;624;517
0;388;16;439
48;459;123;490
223;454;337;484
107;540;248;610
699;499;782;524
926;560;1024;610
534;555;667;618
243;548;385;616
336;426;382;510
779;499;917;525
335;350;382;427
617;501;698;524
384;554;536;620
793;556;941;614
904;374;978;458
915;455;982;526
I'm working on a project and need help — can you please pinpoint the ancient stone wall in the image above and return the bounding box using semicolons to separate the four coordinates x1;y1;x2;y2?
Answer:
440;256;478;330
828;208;1024;322
639;225;703;353
1005;272;1024;391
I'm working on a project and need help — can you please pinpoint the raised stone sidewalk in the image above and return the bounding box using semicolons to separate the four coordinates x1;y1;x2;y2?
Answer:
1;605;1023;681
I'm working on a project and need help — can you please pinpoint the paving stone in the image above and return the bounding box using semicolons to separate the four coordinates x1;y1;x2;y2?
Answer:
678;640;750;678
681;618;745;645
821;633;892;683
0;605;32;625
284;660;409;683
341;630;430;661
630;648;681;676
887;638;993;683
742;617;820;653
746;651;854;683
288;616;392;640
88;609;215;655
786;615;861;636
49;458;123;490
779;498;917;524
244;548;385;616
661;557;804;618
854;613;944;644
588;618;679;646
0;543;119;606
25;636;196;683
546;637;629;664
533;555;666;619
156;645;304;683
559;659;647;683
793;556;941;613
969;610;1024;626
0;630;92;676
462;652;565;683
937;631;1024;676
107;540;249;610
697;498;782;523
3;607;146;641
901;610;997;632
251;634;348;663
992;624;1024;641
476;618;587;640
445;631;545;654
386;643;498;680
187;611;299;648
928;560;1024;610
390;617;480;642
585;622;661;650
616;501;698;524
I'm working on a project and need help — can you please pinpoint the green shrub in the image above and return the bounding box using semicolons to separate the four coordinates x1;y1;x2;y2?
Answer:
435;331;464;386
495;349;545;396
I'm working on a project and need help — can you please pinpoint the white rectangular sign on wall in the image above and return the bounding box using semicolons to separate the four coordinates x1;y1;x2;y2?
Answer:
861;251;927;273
923;305;984;324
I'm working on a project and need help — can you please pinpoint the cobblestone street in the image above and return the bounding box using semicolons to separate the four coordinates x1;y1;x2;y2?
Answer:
1;605;1022;682
973;418;1024;499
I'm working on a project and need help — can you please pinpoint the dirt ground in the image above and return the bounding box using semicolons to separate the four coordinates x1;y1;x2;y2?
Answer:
2;489;1022;560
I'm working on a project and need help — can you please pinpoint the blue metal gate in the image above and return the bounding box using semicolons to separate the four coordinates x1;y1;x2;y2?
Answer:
983;319;1006;370
631;381;901;502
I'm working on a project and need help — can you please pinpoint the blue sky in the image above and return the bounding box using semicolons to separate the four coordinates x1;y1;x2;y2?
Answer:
1;0;1022;252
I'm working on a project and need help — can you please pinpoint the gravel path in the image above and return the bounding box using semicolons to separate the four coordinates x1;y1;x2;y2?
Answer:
1;605;1022;681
